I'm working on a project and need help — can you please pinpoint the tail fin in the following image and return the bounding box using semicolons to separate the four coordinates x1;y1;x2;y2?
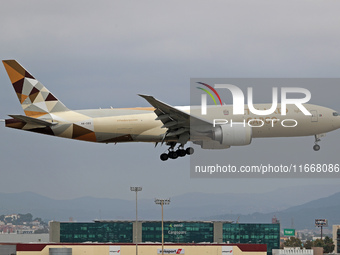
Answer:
2;60;69;118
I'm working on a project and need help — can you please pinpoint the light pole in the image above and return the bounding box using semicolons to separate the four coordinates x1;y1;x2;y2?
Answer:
130;187;142;255
155;198;170;255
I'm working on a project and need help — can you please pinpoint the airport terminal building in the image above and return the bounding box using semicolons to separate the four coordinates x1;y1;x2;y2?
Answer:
1;242;268;255
50;220;280;255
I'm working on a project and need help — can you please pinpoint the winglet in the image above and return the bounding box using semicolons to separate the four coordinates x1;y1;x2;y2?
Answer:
138;94;152;99
138;94;159;108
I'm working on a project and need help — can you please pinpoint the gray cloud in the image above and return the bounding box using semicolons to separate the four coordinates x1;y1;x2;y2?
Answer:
0;0;340;201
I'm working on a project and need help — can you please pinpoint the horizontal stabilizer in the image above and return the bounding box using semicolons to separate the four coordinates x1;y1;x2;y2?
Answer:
8;115;56;127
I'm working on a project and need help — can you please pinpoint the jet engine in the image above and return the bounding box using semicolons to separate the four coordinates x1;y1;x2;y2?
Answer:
212;123;252;146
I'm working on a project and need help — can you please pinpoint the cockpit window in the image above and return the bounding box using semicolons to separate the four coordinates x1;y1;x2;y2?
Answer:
333;112;339;116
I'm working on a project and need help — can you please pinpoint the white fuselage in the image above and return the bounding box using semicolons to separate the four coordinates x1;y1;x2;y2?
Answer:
46;103;340;144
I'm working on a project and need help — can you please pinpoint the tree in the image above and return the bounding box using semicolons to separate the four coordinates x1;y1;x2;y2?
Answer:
314;239;324;248
304;240;313;249
283;237;302;248
18;213;33;223
309;237;335;253
323;236;335;253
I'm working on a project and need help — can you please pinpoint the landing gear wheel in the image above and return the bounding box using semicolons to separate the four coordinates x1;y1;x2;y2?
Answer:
160;153;169;161
168;151;178;159
177;149;186;157
186;147;194;155
171;151;178;159
313;144;320;151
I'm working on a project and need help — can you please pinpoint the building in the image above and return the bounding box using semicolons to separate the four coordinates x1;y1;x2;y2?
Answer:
50;221;280;255
273;248;312;255
0;233;49;243
1;242;268;255
273;247;323;255
332;225;340;253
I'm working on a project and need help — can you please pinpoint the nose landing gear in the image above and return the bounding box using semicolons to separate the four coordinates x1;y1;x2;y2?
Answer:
313;144;320;151
313;134;321;151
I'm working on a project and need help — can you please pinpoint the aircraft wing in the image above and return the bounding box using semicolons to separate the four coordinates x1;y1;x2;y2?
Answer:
139;94;213;139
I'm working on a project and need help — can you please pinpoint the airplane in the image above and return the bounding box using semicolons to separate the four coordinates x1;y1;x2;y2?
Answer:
2;60;340;161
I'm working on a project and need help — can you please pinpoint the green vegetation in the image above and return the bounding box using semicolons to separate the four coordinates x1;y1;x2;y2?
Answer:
313;236;335;253
0;213;46;226
282;237;303;248
282;236;335;253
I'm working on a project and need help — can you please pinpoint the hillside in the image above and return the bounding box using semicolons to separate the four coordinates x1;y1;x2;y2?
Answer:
0;185;338;230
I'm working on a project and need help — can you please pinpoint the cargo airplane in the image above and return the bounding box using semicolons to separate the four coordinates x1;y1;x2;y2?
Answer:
2;60;340;161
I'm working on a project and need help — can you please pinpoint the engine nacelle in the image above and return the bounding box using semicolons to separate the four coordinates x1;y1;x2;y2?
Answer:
213;124;252;146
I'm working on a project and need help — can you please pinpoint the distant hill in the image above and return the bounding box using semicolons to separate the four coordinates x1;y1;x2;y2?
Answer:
0;185;339;230
209;191;340;230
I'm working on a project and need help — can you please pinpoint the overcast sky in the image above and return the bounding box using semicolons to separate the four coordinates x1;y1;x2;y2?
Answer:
0;0;340;201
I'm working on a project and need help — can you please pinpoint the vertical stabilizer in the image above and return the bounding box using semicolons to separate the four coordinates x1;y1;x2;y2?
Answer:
2;60;69;118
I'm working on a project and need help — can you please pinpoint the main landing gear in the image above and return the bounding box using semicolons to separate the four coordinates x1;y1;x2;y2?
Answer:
313;134;321;151
160;142;194;161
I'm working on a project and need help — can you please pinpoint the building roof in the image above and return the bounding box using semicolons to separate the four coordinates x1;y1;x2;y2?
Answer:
92;220;234;223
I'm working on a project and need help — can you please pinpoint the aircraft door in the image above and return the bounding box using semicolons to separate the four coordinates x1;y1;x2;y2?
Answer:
310;110;318;122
